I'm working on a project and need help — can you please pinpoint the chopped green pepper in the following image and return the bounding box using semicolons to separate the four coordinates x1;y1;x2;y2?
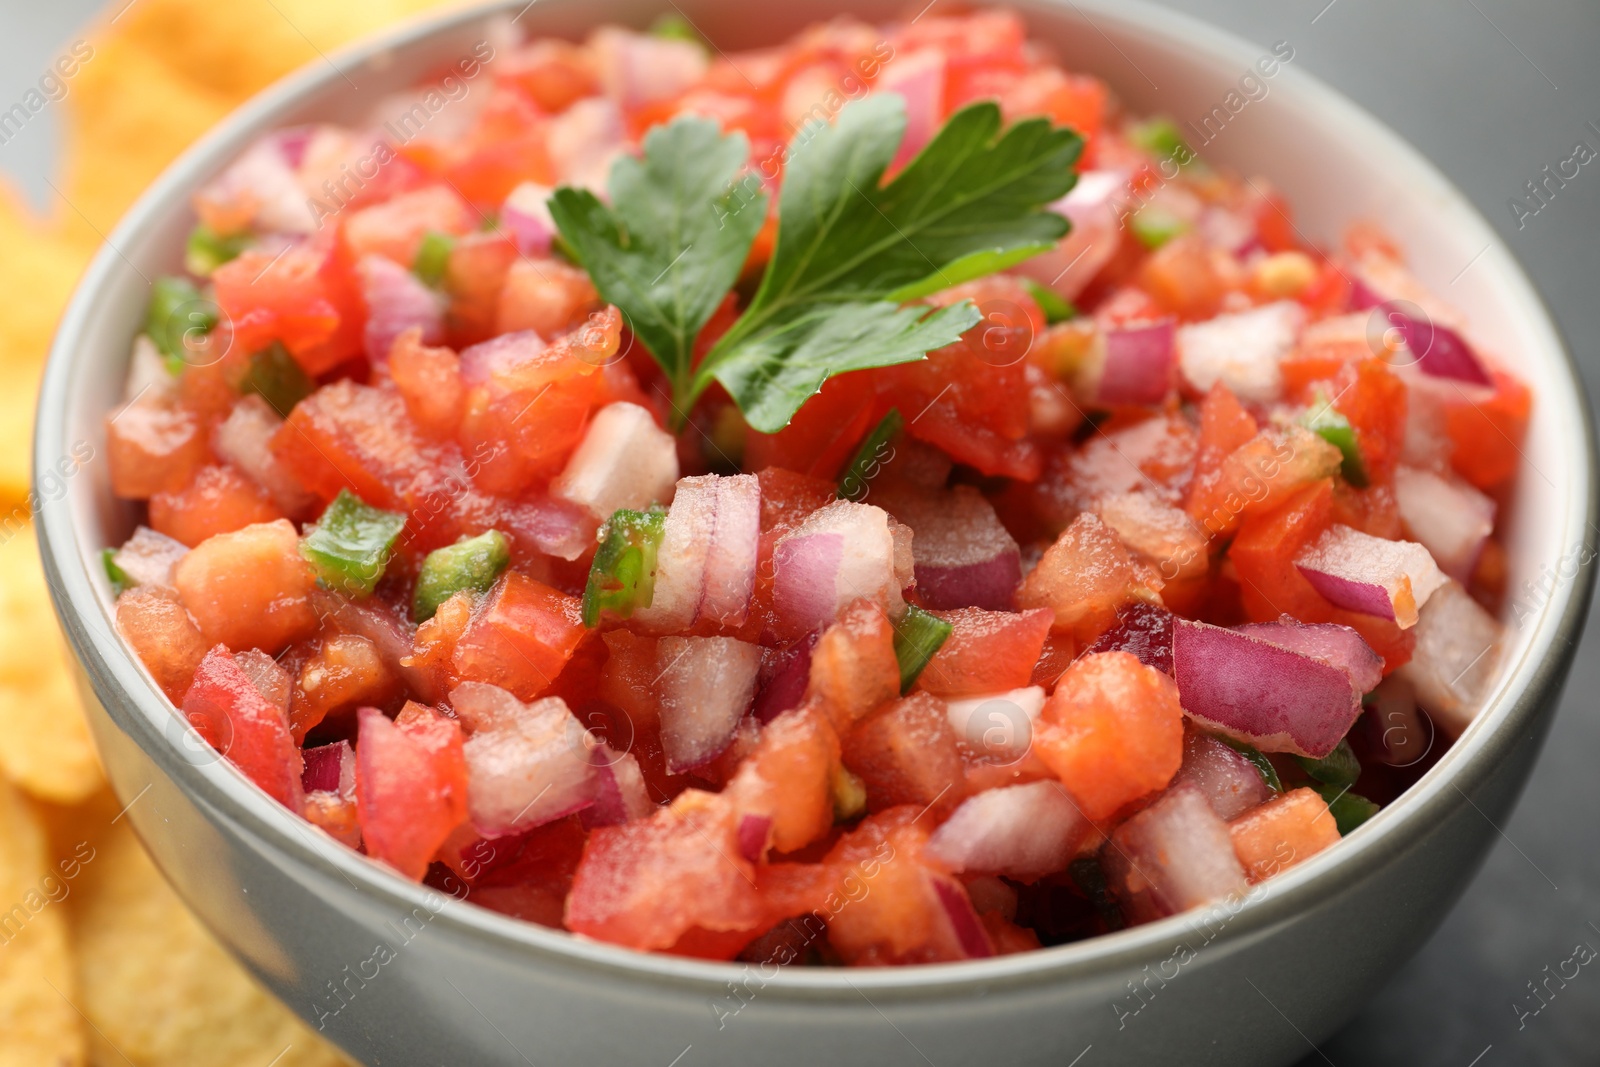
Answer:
1295;738;1361;790
1218;735;1284;792
581;508;667;627
145;276;219;372
831;765;867;823
1022;279;1077;324
413;231;456;288
649;12;708;48
1129;205;1191;250
185;223;250;276
1314;783;1381;836
1301;388;1369;487
837;408;902;502
1127;117;1194;168
238;342;316;417
893;604;952;694
299;490;406;598
102;548;130;597
413;530;511;622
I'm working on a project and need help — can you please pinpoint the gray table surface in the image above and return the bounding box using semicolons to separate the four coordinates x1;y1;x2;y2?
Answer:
2;2;1595;1065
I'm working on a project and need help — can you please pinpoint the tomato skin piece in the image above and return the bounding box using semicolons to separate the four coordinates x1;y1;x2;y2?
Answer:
150;464;284;548
743;372;878;481
452;572;587;700
1031;650;1183;822
355;704;468;881
183;645;304;810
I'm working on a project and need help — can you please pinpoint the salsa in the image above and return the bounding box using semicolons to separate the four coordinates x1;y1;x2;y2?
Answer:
104;9;1525;964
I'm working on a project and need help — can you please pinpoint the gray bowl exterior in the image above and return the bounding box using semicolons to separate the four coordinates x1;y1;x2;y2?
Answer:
33;1;1597;1065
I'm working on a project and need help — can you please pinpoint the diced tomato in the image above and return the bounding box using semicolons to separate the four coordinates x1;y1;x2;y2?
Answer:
443;231;520;346
726;703;841;855
743;371;878;481
290;634;398;742
1137;235;1226;321
1443;370;1531;491
184;645;303;809
1227;787;1340;882
1185;384;1258;522
212;231;365;375
355;704;468;880
917;607;1053;697
405;85;555;206
565;790;766;952
1228;478;1334;623
808;599;900;730
1016;513;1150;639
105;401;210;500
452;572;586;700
1191;428;1343;539
388;328;465;438
496;258;600;338
1296;258;1351;318
843;692;965;815
1031;651;1183;821
344;185;474;267
1332;359;1407;485
1029;631;1077;689
400;590;474;702
172;520;318;654
150;464;284;548
1253;188;1300;255
115;586;209;704
499;40;600;112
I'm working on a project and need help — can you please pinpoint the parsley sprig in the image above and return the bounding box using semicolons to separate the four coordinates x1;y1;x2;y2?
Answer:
550;93;1082;432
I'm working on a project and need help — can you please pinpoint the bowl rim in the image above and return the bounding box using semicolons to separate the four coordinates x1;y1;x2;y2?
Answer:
34;0;1599;1000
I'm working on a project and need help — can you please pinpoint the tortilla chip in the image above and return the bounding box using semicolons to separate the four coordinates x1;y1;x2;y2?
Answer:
0;775;87;1067
72;819;355;1067
0;525;104;804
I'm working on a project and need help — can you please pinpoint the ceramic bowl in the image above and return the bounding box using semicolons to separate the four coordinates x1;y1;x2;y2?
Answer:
34;1;1597;1064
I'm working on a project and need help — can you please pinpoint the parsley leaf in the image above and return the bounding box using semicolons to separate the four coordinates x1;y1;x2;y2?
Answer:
548;116;767;399
552;93;1081;433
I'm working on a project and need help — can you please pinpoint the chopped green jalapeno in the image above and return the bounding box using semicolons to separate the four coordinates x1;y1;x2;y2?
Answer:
893;604;953;694
1295;738;1361;790
300;490;406;598
185;223;250;276
1302;387;1368;487
238;342;316;416
413;231;456;288
1314;783;1380;836
837;408;902;502
102;548;130;597
146;276;219;372
1023;279;1077;324
581;508;667;627
413;530;511;622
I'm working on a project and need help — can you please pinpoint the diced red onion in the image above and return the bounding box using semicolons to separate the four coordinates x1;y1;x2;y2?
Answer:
930;876;994;958
196;134;317;235
546;98;626;193
302;739;355;795
1348;276;1384;311
1172;727;1272;820
753;633;817;723
1393;465;1496;581
588;28;708;110
501;182;557;257
1361;674;1432;767
451;682;598;836
699;474;761;627
1295;524;1445;629
1092;318;1176;407
635;474;760;631
1104;782;1249;921
737;813;772;862
889;485;1020;611
358;254;444;363
1234;617;1383;695
123;335;177;405
1175;300;1304;404
772;500;902;630
270;126;315;170
1171;618;1363;758
551;402;680;520
1084;601;1176;675
111;526;188;591
877;50;945;167
656;636;762;773
1382;305;1493;385
943;687;1044;764
214;395;319;517
925;780;1084;881
1019;169;1127;300
1395;580;1502;736
494;494;598;563
582;745;654;828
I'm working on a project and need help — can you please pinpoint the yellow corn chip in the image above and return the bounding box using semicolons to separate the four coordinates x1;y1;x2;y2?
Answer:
73;819;356;1067
0;525;103;804
0;775;88;1067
